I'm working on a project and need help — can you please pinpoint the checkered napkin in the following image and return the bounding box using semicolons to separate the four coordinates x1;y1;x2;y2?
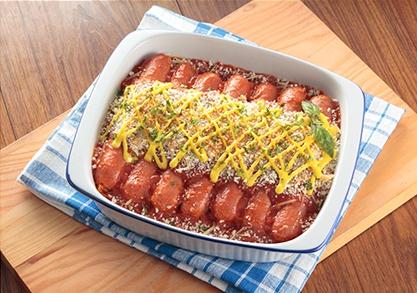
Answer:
17;6;405;293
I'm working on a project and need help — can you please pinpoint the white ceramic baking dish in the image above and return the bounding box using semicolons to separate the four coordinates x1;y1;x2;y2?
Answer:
67;30;364;262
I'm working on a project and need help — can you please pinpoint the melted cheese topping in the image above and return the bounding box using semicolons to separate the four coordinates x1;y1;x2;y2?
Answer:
101;81;340;194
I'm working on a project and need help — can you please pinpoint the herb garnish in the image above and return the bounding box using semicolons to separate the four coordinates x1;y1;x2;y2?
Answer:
301;101;335;157
149;128;158;141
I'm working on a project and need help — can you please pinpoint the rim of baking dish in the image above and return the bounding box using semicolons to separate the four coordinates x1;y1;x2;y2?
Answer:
66;30;365;253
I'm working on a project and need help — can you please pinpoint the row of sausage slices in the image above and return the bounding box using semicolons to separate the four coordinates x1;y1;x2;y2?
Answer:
94;142;312;242
125;54;338;120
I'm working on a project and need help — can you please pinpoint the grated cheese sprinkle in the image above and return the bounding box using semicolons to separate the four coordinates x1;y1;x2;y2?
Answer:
100;81;340;195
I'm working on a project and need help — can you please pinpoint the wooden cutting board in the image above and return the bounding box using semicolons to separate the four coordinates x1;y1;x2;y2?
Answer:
1;1;417;291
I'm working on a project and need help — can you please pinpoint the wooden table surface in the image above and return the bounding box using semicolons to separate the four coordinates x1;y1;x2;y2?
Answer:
1;0;416;292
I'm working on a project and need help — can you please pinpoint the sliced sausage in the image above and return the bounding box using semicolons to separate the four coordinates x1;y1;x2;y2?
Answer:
278;86;307;104
140;54;171;82
171;63;195;87
249;83;278;102
181;177;214;219
151;170;184;213
121;160;157;203
243;191;271;233
211;182;244;222
192;72;222;91
271;199;307;242
310;94;336;120
223;74;253;98
94;142;126;191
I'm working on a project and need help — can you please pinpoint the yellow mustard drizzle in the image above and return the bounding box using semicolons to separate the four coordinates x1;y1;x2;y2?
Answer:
102;81;340;195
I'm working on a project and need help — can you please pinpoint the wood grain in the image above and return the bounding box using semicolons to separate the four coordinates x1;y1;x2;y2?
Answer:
304;0;417;111
177;0;248;22
0;0;181;148
0;2;56;144
1;0;416;292
1;253;29;293
17;226;214;293
306;197;417;292
0;97;15;148
301;1;417;291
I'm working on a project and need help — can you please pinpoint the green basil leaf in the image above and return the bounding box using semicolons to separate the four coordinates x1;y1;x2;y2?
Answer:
301;100;320;117
313;125;335;157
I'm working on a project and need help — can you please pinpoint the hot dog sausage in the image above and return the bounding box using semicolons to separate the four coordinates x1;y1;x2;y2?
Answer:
223;74;253;98
192;72;222;91
283;101;302;112
121;160;157;203
243;191;271;233
151;170;184;213
211;182;244;222
249;83;278;102
140;54;171;82
271;200;307;242
181;177;214;219
278;86;306;112
94;142;126;191
310;94;335;120
171;63;195;87
278;86;307;104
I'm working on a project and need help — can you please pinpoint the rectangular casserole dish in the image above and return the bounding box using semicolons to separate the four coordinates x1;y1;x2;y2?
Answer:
67;30;364;262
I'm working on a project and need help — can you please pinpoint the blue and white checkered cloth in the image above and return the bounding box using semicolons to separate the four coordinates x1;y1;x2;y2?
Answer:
17;6;405;293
